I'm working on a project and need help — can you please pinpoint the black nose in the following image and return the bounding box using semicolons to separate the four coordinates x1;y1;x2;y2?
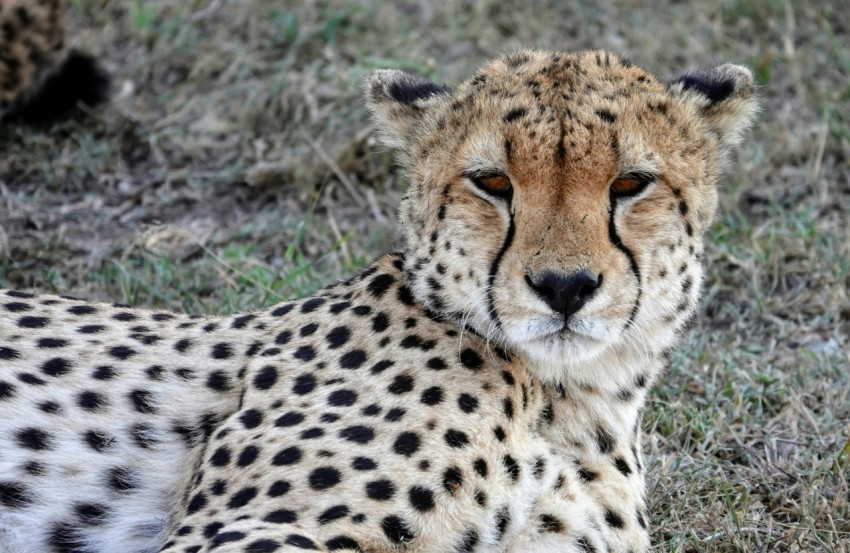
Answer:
526;270;602;320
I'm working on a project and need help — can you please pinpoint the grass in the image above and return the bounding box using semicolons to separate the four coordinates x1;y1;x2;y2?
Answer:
1;0;848;550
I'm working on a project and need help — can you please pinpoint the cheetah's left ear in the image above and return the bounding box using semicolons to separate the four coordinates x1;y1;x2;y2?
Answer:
364;70;452;152
669;64;759;150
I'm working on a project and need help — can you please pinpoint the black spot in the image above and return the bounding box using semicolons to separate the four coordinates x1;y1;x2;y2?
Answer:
237;445;261;468
77;390;107;412
503;107;527;122
352;457;377;471
293;373;317;395
370;359;394;373
421;386;444;405
293;345;316;361
493;426;506;441
539;514;564;533
0;380;15;400
328;389;357;406
75;502;109;525
285;534;318;549
318;504;350;524
532;457;546;479
605;509;625;528
108;345;135;360
212;343;233;359
18;373;46;386
408;486;435;512
474;458;488;477
129;389;156;414
366;479;396;500
614;457;632;476
271;304;294;317
387;76;449;104
325;536;360;551
16;427;52;451
385;407;406;422
18;316;48;328
460;349;483;370
339;425;375;444
68;305;97;315
129;423;158;449
381;515;415;544
300;298;326;313
389;374;414;394
443;466;463;493
397;285;416;305
210;446;232;467
231;314;255;329
108;467;139;493
254;365;279;390
458;393;479;413
503;398;514;419
372;312;390;332
444;429;469;448
246;539;282;552
367;273;396;297
456;529;480;552
339;349;367;370
78;324;106;334
0;347;21;361
227;486;258;509
578;467;598;482
393;432;421;457
212;531;246;547
673;71;736;103
275;411;305;427
48;521;89;553
42;357;71;377
262;507;298;524
300;427;325;439
37;338;68;348
300;323;319;337
427;357;447;370
0;481;31;508
503;455;520;482
596;109;617;123
495;508;511;540
273;447;302;466
309;467;341;490
595;425;616;454
268;480;291;497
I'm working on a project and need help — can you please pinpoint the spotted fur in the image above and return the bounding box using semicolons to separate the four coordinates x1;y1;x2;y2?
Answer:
0;50;756;552
0;0;109;123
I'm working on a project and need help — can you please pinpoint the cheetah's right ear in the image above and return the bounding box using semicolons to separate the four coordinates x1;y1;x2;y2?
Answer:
668;64;759;151
364;70;451;151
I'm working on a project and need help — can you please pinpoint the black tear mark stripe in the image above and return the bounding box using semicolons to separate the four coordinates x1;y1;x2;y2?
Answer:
487;209;516;330
608;195;641;326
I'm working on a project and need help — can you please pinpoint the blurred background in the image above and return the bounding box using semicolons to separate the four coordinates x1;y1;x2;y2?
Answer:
0;1;847;550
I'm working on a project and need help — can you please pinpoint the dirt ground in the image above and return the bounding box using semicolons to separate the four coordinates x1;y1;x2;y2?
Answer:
0;1;848;551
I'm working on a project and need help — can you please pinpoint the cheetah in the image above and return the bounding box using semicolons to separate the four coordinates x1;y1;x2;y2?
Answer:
0;50;757;552
0;0;109;123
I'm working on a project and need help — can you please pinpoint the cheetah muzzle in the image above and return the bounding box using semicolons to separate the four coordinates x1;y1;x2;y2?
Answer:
0;50;756;553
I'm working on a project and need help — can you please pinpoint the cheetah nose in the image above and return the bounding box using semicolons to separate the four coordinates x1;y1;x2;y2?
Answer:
526;270;602;321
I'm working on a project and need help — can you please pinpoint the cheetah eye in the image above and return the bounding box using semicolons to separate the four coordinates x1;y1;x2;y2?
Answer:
610;173;654;198
467;172;513;198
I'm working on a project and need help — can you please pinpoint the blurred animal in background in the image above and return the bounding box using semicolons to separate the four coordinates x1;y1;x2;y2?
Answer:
0;0;109;124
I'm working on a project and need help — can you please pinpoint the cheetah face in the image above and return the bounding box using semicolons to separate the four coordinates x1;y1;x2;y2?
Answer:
366;50;757;386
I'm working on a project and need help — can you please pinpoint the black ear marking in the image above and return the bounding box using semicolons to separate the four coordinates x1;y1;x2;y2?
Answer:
387;77;451;105
671;72;735;103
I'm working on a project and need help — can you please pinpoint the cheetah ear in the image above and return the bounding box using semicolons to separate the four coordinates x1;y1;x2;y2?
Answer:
669;64;759;150
364;70;451;151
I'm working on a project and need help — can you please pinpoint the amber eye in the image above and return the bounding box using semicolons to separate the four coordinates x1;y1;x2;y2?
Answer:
610;174;653;198
470;173;512;197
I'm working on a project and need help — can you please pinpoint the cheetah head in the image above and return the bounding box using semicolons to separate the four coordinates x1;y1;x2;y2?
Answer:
365;50;757;387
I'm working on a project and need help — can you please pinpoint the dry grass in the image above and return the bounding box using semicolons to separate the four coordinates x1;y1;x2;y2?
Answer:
1;0;848;550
